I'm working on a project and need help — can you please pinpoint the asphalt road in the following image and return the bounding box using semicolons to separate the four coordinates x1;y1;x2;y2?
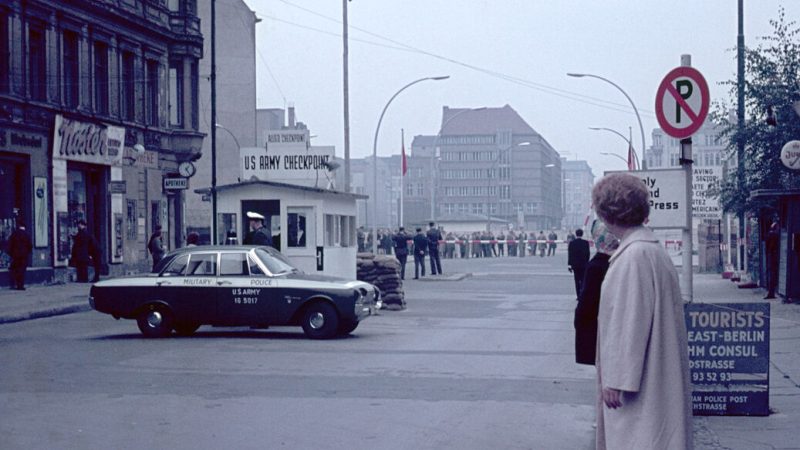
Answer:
0;251;597;450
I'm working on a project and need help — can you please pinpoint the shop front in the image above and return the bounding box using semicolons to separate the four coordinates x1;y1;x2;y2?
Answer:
52;115;125;279
0;126;51;284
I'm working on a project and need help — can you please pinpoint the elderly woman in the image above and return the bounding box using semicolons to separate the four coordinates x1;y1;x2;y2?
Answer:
591;173;692;450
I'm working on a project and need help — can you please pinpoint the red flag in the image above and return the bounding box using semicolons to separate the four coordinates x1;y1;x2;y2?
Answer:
401;133;408;176
627;141;636;171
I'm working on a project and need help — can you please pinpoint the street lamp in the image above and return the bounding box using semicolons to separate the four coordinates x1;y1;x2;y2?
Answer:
600;151;629;166
589;126;637;169
215;123;241;151
372;75;449;254
568;73;647;169
432;107;488;223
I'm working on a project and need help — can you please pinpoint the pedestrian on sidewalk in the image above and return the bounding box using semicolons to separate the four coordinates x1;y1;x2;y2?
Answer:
591;173;692;450
147;225;166;271
574;220;619;366
71;219;93;283
8;219;32;290
186;231;200;247
412;228;427;279
537;231;547;257
547;229;558;256
764;220;780;299
567;228;590;298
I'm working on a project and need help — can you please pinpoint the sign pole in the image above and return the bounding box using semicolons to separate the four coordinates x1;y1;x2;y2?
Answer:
680;54;694;303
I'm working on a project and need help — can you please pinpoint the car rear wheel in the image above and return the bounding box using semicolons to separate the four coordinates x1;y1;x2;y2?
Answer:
136;305;174;338
338;319;359;336
301;302;339;339
173;322;201;336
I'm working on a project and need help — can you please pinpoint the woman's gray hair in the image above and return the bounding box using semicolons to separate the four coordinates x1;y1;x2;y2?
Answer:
592;173;650;227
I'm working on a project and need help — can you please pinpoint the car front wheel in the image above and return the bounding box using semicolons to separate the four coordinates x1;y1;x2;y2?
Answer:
338;319;359;336
137;305;174;338
301;302;339;339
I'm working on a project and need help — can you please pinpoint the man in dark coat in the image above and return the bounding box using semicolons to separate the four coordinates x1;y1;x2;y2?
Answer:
71;219;92;282
567;228;591;297
8;219;33;290
243;211;273;248
147;225;165;272
547;230;558;256
412;228;428;279
392;227;409;280
426;222;442;275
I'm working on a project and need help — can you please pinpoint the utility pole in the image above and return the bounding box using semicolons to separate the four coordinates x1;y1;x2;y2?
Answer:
343;0;351;192
211;0;218;244
737;0;746;274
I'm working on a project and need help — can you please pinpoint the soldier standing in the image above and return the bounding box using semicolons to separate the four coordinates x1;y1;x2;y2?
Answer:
243;211;273;248
547;229;558;256
412;228;427;279
393;227;409;280
427;221;443;275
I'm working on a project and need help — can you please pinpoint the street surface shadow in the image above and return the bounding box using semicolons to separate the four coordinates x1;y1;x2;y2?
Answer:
89;329;364;341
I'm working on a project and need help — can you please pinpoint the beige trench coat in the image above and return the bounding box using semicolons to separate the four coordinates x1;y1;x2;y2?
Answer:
596;226;693;449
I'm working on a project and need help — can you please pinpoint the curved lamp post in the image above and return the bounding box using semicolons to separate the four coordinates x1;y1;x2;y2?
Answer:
431;107;488;223
215;123;241;151
372;76;449;254
599;151;629;165
568;73;647;169
589;126;638;169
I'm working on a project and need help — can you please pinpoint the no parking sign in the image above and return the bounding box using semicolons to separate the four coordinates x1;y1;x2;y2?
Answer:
655;67;710;139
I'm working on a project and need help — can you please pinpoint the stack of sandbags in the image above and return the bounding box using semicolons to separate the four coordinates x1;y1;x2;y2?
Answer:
356;254;405;310
356;253;378;284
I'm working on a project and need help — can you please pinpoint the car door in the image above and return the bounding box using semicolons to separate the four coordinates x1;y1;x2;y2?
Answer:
216;251;276;326
158;251;218;324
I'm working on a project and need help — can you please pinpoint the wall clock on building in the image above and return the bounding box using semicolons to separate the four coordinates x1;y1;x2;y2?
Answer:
178;161;196;178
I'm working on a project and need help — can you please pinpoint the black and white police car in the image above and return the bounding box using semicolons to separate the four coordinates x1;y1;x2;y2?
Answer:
89;246;381;339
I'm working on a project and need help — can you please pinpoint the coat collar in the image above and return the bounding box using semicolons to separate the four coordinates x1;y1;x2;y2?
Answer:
608;226;658;263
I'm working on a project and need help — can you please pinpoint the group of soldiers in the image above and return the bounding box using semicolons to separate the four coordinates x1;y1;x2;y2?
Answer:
357;225;576;281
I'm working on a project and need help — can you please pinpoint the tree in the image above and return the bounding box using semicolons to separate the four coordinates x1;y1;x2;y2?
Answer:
715;7;800;216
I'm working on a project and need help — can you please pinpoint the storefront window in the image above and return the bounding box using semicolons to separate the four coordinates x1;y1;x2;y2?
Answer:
68;169;88;228
0;156;28;268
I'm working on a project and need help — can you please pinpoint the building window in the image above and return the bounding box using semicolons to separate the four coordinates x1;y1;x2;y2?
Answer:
168;61;183;126
63;31;79;108
287;207;312;248
94;41;109;114
126;200;137;241
146;60;159;126
168;0;180;12
0;13;9;93
121;51;135;121
29;23;47;101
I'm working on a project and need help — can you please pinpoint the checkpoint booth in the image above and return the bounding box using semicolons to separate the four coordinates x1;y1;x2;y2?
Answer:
197;180;365;280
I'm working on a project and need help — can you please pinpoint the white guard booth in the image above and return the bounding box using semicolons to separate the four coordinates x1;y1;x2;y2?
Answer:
196;180;365;280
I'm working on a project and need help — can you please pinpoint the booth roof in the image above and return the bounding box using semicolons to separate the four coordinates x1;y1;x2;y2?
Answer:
193;179;368;200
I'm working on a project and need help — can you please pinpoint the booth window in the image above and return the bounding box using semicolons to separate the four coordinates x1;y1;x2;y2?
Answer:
287;207;312;248
324;214;355;247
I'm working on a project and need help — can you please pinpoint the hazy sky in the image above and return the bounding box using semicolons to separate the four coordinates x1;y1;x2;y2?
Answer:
243;0;797;177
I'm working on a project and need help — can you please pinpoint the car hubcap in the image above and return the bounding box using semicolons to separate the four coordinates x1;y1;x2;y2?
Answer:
147;311;163;328
309;312;325;329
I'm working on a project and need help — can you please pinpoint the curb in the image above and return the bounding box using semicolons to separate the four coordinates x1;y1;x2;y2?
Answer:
0;302;92;325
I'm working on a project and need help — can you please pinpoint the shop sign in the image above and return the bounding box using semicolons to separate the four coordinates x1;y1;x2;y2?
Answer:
241;145;335;188
692;166;722;223
109;181;127;194
52;114;124;166
0;129;48;152
606;168;687;229
123;147;159;169
264;130;309;150
780;140;800;170
685;302;770;416
163;177;188;190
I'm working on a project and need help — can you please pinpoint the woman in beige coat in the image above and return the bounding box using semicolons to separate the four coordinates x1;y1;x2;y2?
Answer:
591;173;693;450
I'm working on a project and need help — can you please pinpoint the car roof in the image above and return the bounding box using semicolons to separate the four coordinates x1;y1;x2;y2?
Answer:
170;245;265;253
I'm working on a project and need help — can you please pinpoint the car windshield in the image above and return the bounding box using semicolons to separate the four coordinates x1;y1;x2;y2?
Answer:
254;247;299;275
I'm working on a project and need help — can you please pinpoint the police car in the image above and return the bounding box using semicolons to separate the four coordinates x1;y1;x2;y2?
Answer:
89;246;381;339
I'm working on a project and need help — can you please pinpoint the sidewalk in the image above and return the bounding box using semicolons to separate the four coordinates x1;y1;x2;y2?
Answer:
0;281;92;324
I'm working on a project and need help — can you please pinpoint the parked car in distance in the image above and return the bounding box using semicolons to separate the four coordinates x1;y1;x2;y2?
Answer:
89;246;381;339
